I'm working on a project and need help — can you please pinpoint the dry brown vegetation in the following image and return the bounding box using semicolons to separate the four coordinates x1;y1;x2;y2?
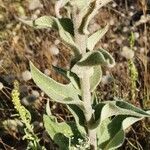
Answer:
0;0;150;149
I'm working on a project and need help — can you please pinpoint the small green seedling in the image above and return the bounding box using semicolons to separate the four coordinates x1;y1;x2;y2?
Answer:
21;0;150;149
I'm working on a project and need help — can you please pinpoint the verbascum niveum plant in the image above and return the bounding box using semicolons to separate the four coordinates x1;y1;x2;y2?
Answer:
11;81;45;150
20;0;150;149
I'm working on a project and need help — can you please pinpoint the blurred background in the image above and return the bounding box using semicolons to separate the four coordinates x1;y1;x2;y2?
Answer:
0;0;150;149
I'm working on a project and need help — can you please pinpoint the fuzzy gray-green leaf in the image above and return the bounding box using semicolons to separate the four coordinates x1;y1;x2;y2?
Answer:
53;65;102;92
20;16;79;56
30;62;82;105
43;115;72;150
53;66;80;90
19;16;56;29
43;115;85;150
80;0;113;34
98;115;142;150
91;100;150;129
20;16;74;35
87;24;109;51
77;49;115;67
90;66;102;92
33;16;56;28
67;104;86;134
54;18;80;57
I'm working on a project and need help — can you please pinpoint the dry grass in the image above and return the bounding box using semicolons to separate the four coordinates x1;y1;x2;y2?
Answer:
0;0;150;149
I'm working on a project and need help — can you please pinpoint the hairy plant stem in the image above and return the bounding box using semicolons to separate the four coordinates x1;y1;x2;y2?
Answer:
80;76;97;150
72;6;97;150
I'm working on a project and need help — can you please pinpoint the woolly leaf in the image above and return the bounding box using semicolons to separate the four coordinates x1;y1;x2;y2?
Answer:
90;66;102;92
19;16;56;29
52;65;70;81
77;49;115;67
43;115;85;150
87;24;109;51
20;16;79;55
54;18;80;57
97;115;143;150
91;100;150;129
58;18;74;36
80;0;113;34
19;16;74;35
52;66;80;90
30;62;83;106
99;49;115;67
33;16;56;29
53;65;101;92
67;104;86;134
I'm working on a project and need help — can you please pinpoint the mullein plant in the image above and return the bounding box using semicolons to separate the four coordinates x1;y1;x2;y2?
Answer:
20;0;150;149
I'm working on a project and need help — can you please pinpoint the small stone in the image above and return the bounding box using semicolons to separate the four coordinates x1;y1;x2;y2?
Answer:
13;36;19;44
22;95;36;106
140;47;145;53
54;39;60;45
52;59;58;66
103;43;109;48
44;69;51;76
0;59;3;66
34;9;41;15
121;46;134;59
88;23;100;33
110;19;115;25
6;23;13;29
41;92;45;97
12;32;17;36
143;36;147;42
101;74;113;85
36;37;41;43
123;27;128;32
22;70;32;81
112;2;117;8
116;39;122;45
133;46;137;51
22;97;29;106
0;82;4;90
29;0;43;10
32;90;40;98
134;32;140;39
31;14;38;20
130;6;134;10
52;104;57;109
49;45;59;55
121;13;125;17
129;12;134;17
0;14;4;21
